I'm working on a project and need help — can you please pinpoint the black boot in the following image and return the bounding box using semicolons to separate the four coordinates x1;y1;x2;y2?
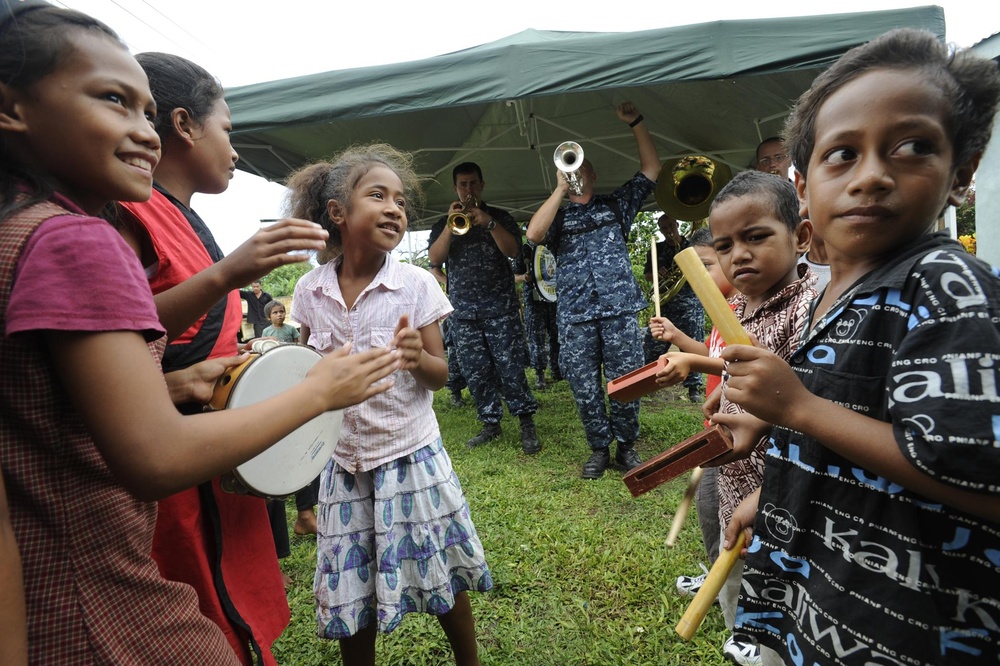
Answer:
450;391;464;407
519;414;541;455
466;422;502;448
582;448;611;479
614;441;642;471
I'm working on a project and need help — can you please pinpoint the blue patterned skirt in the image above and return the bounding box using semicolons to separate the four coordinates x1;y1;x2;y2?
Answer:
314;437;493;639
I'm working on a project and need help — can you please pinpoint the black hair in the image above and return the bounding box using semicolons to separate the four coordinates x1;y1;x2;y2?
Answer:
134;52;224;143
785;28;1000;177
755;136;784;159
689;227;714;247
0;1;125;219
265;300;285;317
452;162;483;184
710;170;801;232
284;143;423;265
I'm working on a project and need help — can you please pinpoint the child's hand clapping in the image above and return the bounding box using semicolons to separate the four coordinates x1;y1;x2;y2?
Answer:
392;315;424;371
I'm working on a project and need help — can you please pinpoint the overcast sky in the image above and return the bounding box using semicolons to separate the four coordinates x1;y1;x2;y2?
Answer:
58;0;998;259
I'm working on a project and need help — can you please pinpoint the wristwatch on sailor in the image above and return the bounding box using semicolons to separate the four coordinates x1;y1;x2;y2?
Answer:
486;219;497;231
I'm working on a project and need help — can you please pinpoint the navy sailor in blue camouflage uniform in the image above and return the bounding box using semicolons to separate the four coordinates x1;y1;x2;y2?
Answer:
527;102;660;479
429;162;541;454
514;240;561;389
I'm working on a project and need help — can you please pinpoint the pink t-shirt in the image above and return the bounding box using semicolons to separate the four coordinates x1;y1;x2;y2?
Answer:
8;214;162;338
2;203;237;664
292;255;452;473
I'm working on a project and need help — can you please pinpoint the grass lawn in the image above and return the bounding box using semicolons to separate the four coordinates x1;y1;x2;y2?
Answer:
272;373;731;665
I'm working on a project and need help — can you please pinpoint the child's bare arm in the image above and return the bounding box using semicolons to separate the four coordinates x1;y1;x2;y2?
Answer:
46;330;399;502
649;316;709;355
654;351;722;387
153;219;327;341
392;315;448;391
0;472;27;666
722;344;1000;523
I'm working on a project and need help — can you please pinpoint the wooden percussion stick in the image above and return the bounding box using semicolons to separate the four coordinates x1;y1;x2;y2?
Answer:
674;247;750;346
675;531;747;640
651;234;661;318
665;466;703;547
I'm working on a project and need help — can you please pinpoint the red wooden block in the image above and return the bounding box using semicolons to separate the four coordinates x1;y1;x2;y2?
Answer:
623;425;733;498
607;358;667;403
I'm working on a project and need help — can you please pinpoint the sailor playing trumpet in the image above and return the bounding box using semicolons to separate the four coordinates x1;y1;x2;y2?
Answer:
526;101;661;480
428;163;541;454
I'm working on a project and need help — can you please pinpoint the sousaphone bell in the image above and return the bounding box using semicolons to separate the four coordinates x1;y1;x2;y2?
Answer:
655;155;733;222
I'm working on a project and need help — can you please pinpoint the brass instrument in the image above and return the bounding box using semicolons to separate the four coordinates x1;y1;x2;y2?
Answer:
654;155;733;222
553;141;585;196
447;195;480;235
657;264;689;305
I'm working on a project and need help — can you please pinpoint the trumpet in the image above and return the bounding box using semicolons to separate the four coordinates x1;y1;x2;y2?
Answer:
553;141;585;196
447;195;480;235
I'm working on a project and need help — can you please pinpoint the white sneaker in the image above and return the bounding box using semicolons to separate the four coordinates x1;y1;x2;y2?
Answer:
723;634;762;666
675;562;710;597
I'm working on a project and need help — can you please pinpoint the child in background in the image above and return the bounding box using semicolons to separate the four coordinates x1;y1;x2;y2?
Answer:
650;227;731;554
698;170;817;666
721;29;1000;665
650;227;745;658
649;227;730;390
262;300;300;343
287;144;492;666
0;7;398;662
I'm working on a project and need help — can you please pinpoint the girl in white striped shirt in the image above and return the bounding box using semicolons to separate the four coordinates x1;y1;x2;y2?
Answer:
287;144;492;666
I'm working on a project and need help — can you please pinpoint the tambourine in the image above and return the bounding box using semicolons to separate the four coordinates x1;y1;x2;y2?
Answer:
532;244;557;302
210;343;342;500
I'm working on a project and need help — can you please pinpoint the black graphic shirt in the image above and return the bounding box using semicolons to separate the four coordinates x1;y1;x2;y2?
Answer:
738;232;1000;665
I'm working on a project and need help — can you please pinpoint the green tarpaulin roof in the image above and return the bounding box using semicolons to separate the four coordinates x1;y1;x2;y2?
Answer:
227;5;945;229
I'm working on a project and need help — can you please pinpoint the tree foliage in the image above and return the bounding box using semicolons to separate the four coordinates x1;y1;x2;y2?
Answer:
956;187;976;237
259;262;314;297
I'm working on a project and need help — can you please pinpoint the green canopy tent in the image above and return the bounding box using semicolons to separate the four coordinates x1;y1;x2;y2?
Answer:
226;5;945;230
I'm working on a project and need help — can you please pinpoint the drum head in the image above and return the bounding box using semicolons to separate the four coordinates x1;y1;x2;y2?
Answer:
227;345;342;498
532;244;557;303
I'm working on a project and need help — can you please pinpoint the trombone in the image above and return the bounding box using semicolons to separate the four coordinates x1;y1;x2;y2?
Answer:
447;195;480;235
553;141;585;196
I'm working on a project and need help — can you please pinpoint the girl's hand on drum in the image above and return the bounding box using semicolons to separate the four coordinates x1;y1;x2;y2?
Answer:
166;354;250;405
308;343;400;409
391;315;423;370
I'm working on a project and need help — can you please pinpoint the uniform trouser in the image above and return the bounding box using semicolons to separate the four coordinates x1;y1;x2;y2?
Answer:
559;314;643;450
523;291;560;375
451;312;537;424
643;292;705;392
442;318;467;393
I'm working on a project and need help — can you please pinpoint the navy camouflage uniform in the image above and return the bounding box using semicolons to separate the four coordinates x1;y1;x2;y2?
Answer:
429;205;537;426
515;243;560;379
643;238;705;396
441;316;467;395
542;173;654;451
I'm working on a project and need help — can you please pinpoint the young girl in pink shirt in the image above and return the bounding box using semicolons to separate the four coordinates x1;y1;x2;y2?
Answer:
288;144;492;666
